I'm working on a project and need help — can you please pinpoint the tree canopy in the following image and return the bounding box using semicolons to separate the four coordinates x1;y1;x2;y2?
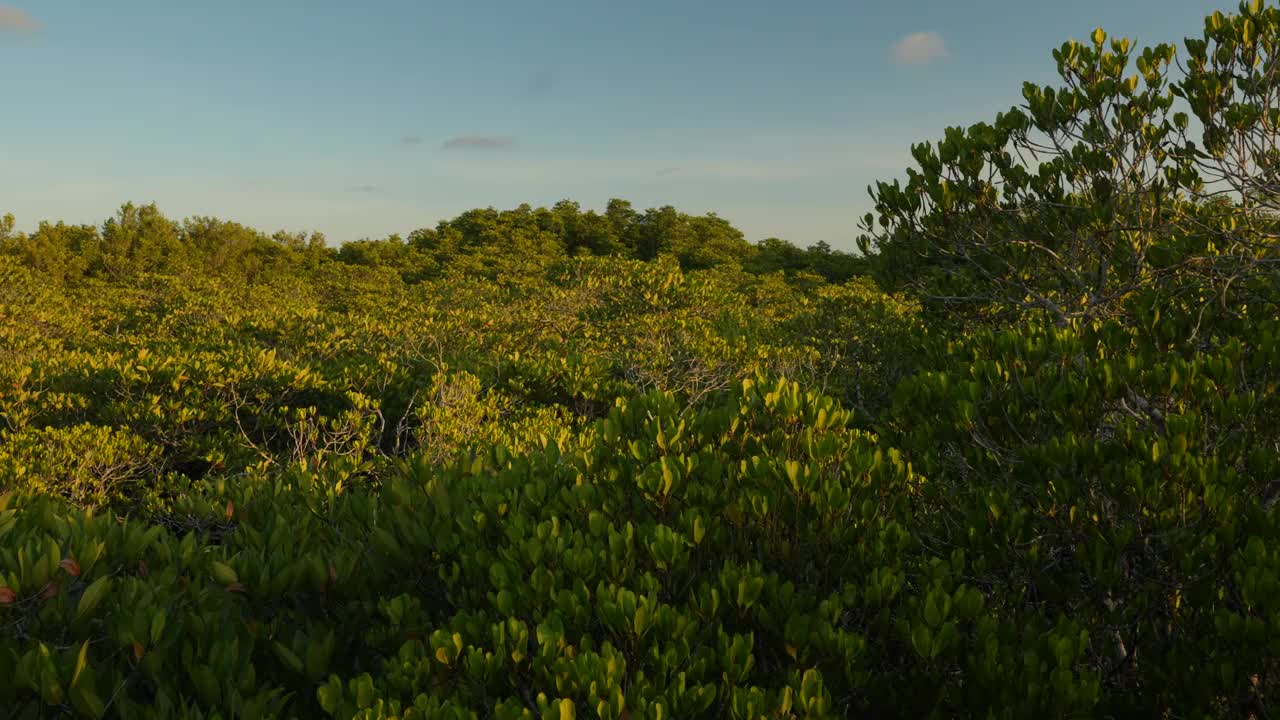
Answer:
1;199;860;288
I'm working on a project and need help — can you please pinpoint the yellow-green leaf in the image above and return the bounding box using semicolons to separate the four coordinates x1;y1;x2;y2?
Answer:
210;561;238;586
76;577;111;622
71;640;90;689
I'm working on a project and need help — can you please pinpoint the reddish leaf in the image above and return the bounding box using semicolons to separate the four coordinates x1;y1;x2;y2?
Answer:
226;582;246;594
225;500;235;520
133;641;145;660
39;582;59;601
60;557;82;578
0;587;15;604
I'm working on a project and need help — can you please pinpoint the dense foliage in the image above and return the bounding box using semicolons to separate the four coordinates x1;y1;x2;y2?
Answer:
3;3;1280;717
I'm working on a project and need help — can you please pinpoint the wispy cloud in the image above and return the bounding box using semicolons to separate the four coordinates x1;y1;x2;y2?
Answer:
441;135;516;151
430;130;918;187
399;135;425;147
892;31;946;65
0;5;40;35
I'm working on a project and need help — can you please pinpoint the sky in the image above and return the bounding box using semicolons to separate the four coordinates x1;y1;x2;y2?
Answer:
1;0;1222;249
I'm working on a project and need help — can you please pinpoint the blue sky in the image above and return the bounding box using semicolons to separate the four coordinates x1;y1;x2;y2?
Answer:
1;0;1220;249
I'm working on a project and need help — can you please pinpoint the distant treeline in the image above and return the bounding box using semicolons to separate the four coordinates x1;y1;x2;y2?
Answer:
0;199;865;285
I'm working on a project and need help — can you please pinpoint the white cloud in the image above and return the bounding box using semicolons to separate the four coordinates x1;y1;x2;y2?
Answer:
892;31;946;65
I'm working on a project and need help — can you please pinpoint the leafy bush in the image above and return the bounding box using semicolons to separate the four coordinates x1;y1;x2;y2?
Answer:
5;2;1280;717
0;425;161;507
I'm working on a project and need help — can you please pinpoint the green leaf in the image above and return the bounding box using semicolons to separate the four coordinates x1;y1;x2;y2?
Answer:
150;612;166;645
191;663;221;706
75;577;111;622
71;682;106;720
210;561;238;586
785;460;802;488
40;659;64;705
317;676;345;715
306;631;335;680
272;642;304;674
800;668;822;699
70;640;90;689
924;595;942;628
911;625;933;659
